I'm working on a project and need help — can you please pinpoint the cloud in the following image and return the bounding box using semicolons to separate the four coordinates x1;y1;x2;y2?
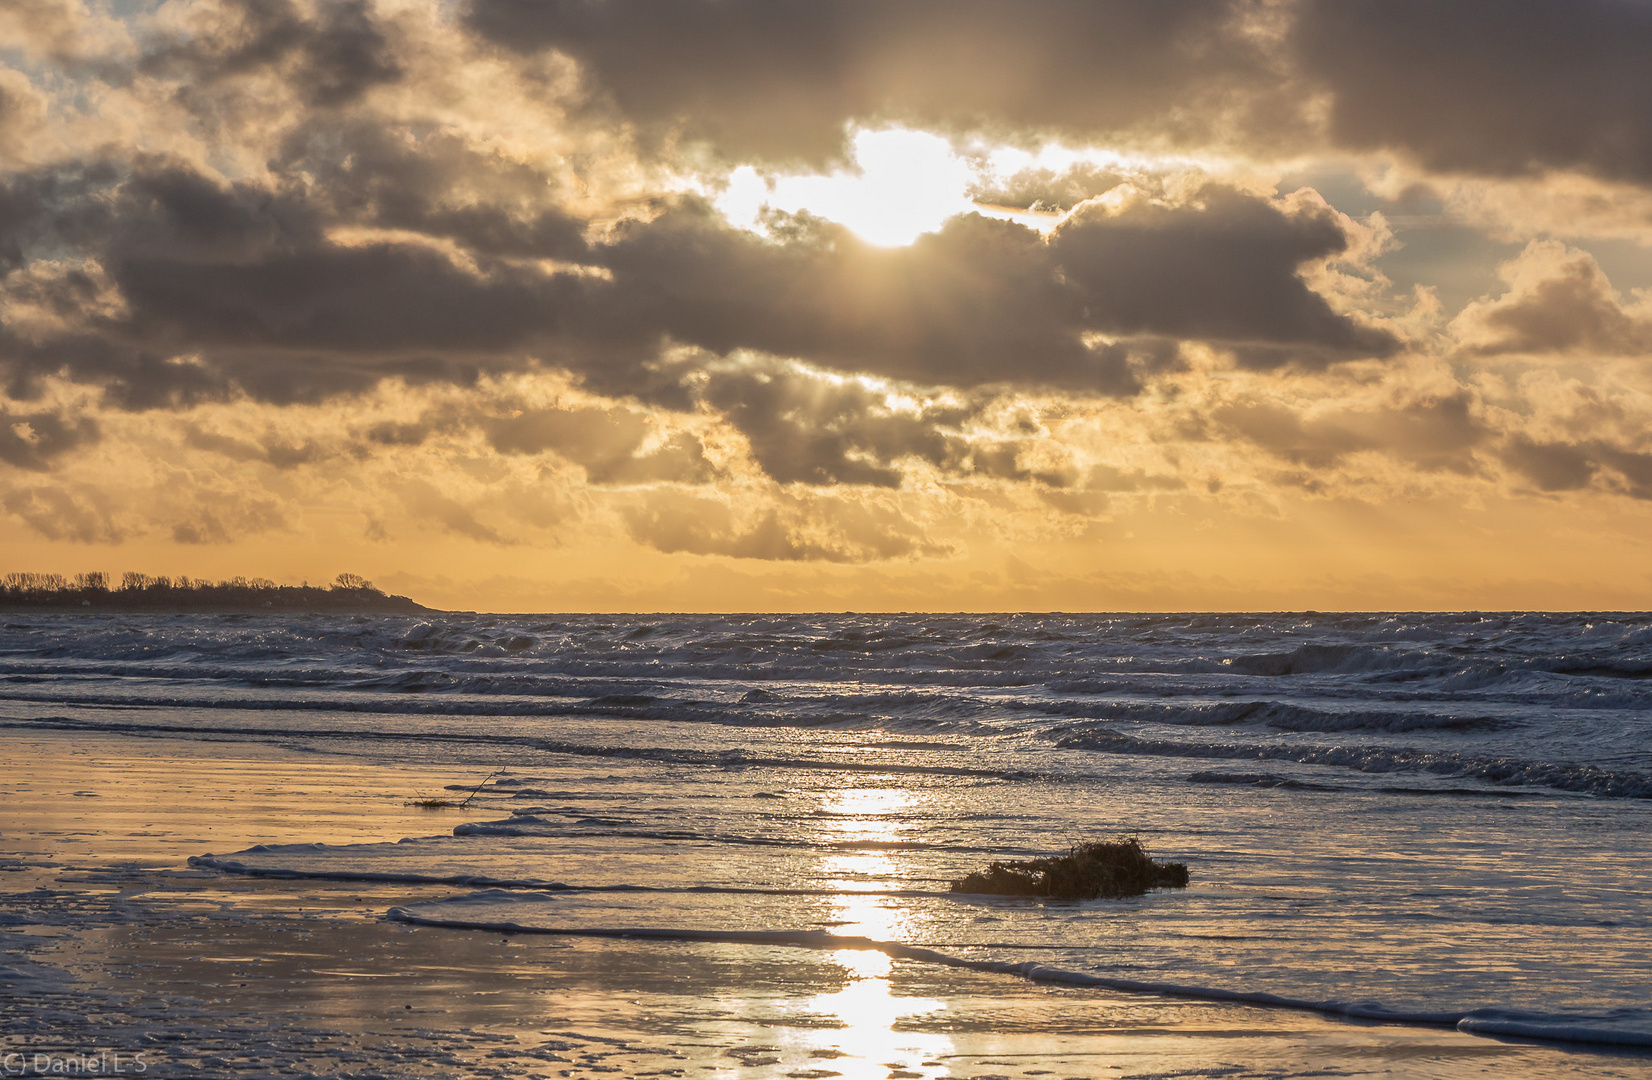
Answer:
1501;436;1598;493
1453;241;1652;356
464;0;1262;164
12;159;592;404
1292;0;1652;185
0;16;1397;422
1;484;123;542
624;488;946;562
0;179;39;277
592;204;1116;391
182;423;321;468
595;189;1387;391
699;362;1089;488
13;0;1652;591
0;70;45;157
0;0;119;62
485;405;716;484
140;0;402;108
1215;392;1485;473
278;121;591;261
969;162;1132;212
1084;464;1185;493
0;405;99;470
698;364;964;487
467;0;1652;193
1050;186;1399;366
169;490;287;543
398;479;508;544
1501;437;1652;500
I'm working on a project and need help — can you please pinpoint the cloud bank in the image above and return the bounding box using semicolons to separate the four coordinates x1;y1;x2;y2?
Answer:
1;0;1650;604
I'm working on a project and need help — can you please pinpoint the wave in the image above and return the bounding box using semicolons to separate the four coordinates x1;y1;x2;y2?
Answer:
1053;727;1652;799
384;890;1652;1049
0;674;1533;738
1031;698;1514;732
1;714;1033;779
1185;771;1338;791
188;847;964;893
449;816;1010;853
189;846;580;890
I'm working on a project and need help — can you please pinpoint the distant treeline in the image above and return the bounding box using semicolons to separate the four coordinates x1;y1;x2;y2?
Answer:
0;572;427;613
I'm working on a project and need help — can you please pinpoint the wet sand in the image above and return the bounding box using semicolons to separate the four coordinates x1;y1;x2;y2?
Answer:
3;729;1645;1079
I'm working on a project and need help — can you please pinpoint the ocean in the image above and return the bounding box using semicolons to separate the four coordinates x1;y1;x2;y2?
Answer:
4;610;1651;1073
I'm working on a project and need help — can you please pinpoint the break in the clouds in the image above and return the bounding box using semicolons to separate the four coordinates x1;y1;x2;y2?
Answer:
2;0;1652;599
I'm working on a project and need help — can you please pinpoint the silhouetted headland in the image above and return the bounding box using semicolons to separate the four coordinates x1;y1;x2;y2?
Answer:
0;572;427;613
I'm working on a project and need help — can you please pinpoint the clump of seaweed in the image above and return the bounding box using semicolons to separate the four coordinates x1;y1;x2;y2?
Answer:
950;838;1189;900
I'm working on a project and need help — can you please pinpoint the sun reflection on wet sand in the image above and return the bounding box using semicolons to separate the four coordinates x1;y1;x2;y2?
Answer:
785;787;954;1079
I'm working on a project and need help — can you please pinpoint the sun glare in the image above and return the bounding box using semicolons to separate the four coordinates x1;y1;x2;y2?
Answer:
714;129;1218;246
717;128;977;247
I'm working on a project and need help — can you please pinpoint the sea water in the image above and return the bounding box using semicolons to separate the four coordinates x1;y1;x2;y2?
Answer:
3;611;1650;1051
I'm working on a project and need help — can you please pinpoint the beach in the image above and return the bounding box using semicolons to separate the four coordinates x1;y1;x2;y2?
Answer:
4;612;1652;1079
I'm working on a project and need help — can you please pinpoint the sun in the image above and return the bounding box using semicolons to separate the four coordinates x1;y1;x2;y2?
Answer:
716;127;978;247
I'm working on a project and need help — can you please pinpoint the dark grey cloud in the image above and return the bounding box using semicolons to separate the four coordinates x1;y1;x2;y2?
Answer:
1502;437;1597;493
1051;187;1398;366
1216;393;1485;472
467;0;1652;187
597;192;1386;389
486;406;717;484
1458;250;1652;356
0;155;603;408
0;406;99;470
1599;446;1652;499
112;161;328;260
699;363;1087;488
182;425;322;469
594;205;1122;391
113;242;574;355
277;123;591;261
1292;0;1652;184
699;365;963;487
0;164;120;276
142;0;401;108
1503;438;1652;499
96;161;559;357
0;328;231;410
33;160;596;403
465;0;1260;164
2;155;1396;475
0;180;39;276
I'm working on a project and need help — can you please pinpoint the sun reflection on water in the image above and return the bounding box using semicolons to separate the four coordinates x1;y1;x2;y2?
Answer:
787;786;953;1079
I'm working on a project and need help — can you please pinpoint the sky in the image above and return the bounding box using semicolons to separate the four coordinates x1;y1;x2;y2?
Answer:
3;0;1652;612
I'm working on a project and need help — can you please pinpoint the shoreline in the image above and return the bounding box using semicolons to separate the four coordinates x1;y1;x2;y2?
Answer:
4;727;1642;1079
